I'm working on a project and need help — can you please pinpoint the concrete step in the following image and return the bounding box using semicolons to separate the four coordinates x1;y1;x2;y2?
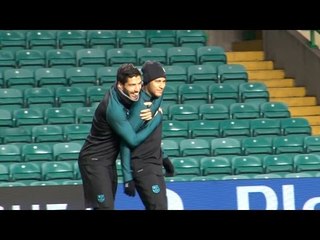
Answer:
250;79;295;87
304;116;320;126
312;126;320;135
229;61;274;70
289;106;320;116
270;97;317;106
269;87;306;97
248;70;285;79
226;51;264;62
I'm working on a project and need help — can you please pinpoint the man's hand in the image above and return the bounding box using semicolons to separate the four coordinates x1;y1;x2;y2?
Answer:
163;157;175;177
124;180;136;197
140;102;153;120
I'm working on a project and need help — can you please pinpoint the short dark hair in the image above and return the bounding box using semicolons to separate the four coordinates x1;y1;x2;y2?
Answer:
117;63;141;85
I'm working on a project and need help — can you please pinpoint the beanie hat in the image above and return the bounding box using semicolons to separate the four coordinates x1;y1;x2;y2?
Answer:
141;61;166;85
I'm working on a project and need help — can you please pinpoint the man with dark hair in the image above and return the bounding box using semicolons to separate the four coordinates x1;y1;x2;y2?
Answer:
121;61;174;210
78;63;162;210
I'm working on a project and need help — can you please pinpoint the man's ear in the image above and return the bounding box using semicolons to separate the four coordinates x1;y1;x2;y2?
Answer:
117;82;123;90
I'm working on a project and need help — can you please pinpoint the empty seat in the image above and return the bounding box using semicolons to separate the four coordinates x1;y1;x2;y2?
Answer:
44;107;75;125
161;139;180;157
57;30;87;50
0;50;16;71
10;162;41;181
0;30;26;51
46;49;76;70
0;109;13;127
200;156;232;176
66;67;97;87
176;30;206;49
211;138;242;156
1;127;32;143
263;155;294;174
146;30;176;50
0;164;10;181
15;49;46;69
208;83;238;106
35;67;67;89
106;48;136;66
260;102;291;118
4;68;35;89
280;117;311;136
76;48;106;69
87;30;116;50
304;135;320;154
162;120;189;139
0;88;23;110
273;135;305;154
294;153;320;173
13;108;44;127
178;84;208;105
163;65;188;88
75;107;95;124
55;86;86;108
242;136;273;155
171;157;200;176
250;118;281;137
230;102;260;119
32;125;64;142
239;82;269;103
117;30;146;50
163;84;178;105
218;64;248;85
64;124;90;141
26;30;57;50
199;103;229;120
97;66;118;88
188;120;220;138
0;144;21;162
220;119;251;138
232;155;263;175
24;87;55;109
137;47;166;65
53;142;82;161
22;143;53;161
179;139;211;157
167;47;196;68
187;64;218;85
86;86;108;106
197;45;226;67
42;161;74;180
168;104;199;121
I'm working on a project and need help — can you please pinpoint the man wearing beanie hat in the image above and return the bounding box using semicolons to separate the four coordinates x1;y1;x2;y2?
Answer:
120;60;174;210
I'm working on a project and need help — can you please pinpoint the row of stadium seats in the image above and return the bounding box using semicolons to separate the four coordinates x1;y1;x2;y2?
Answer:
0;30;207;51
0;46;226;71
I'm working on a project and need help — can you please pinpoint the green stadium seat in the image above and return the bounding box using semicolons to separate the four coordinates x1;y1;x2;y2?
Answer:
163;85;178;105
75;107;95;124
53;142;82;161
284;172;313;179
260;102;291;118
13;108;44;127
263;155;294;174
188;120;220;138
178;84;208;105
176;30;207;49
0;181;27;187
0;30;26;52
179;139;211;157
161;139;180;157
200;156;232;176
242;136;273;155
46;49;76;70
167;47;196;68
117;30;146;50
55;86;86;109
199;103;229;120
220;119;251;138
187;64;218;85
211;138;242;156
64;124;90;141
76;48;106;69
0;88;23;110
163;65;188;89
250;118;281;137
4;68;35;89
86;86;108;106
0;164;10;181
32;125;64;142
87;30;116;50
280;117;311;136
0;109;13;127
10;162;42;181
41;161;74;181
1;127;32;143
162;120;189;139
171;157;201;176
273;135;305;154
96;66;118;88
66;67;97;87
137;47;166;65
106;48;136;67
35;67;67;89
294;153;320;172
168;104;199;121
146;30;176;50
208;83;238;106
0;144;21;162
232;155;263;175
29;180;59;186
26;30;57;50
22;143;53;162
238;82;269;103
230;102;260;119
304;135;320;154
197;45;226;67
44;107;75;125
24;87;55;109
252;173;283;179
15;49;46;69
57;30;87;51
218;64;248;85
0;50;16;71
